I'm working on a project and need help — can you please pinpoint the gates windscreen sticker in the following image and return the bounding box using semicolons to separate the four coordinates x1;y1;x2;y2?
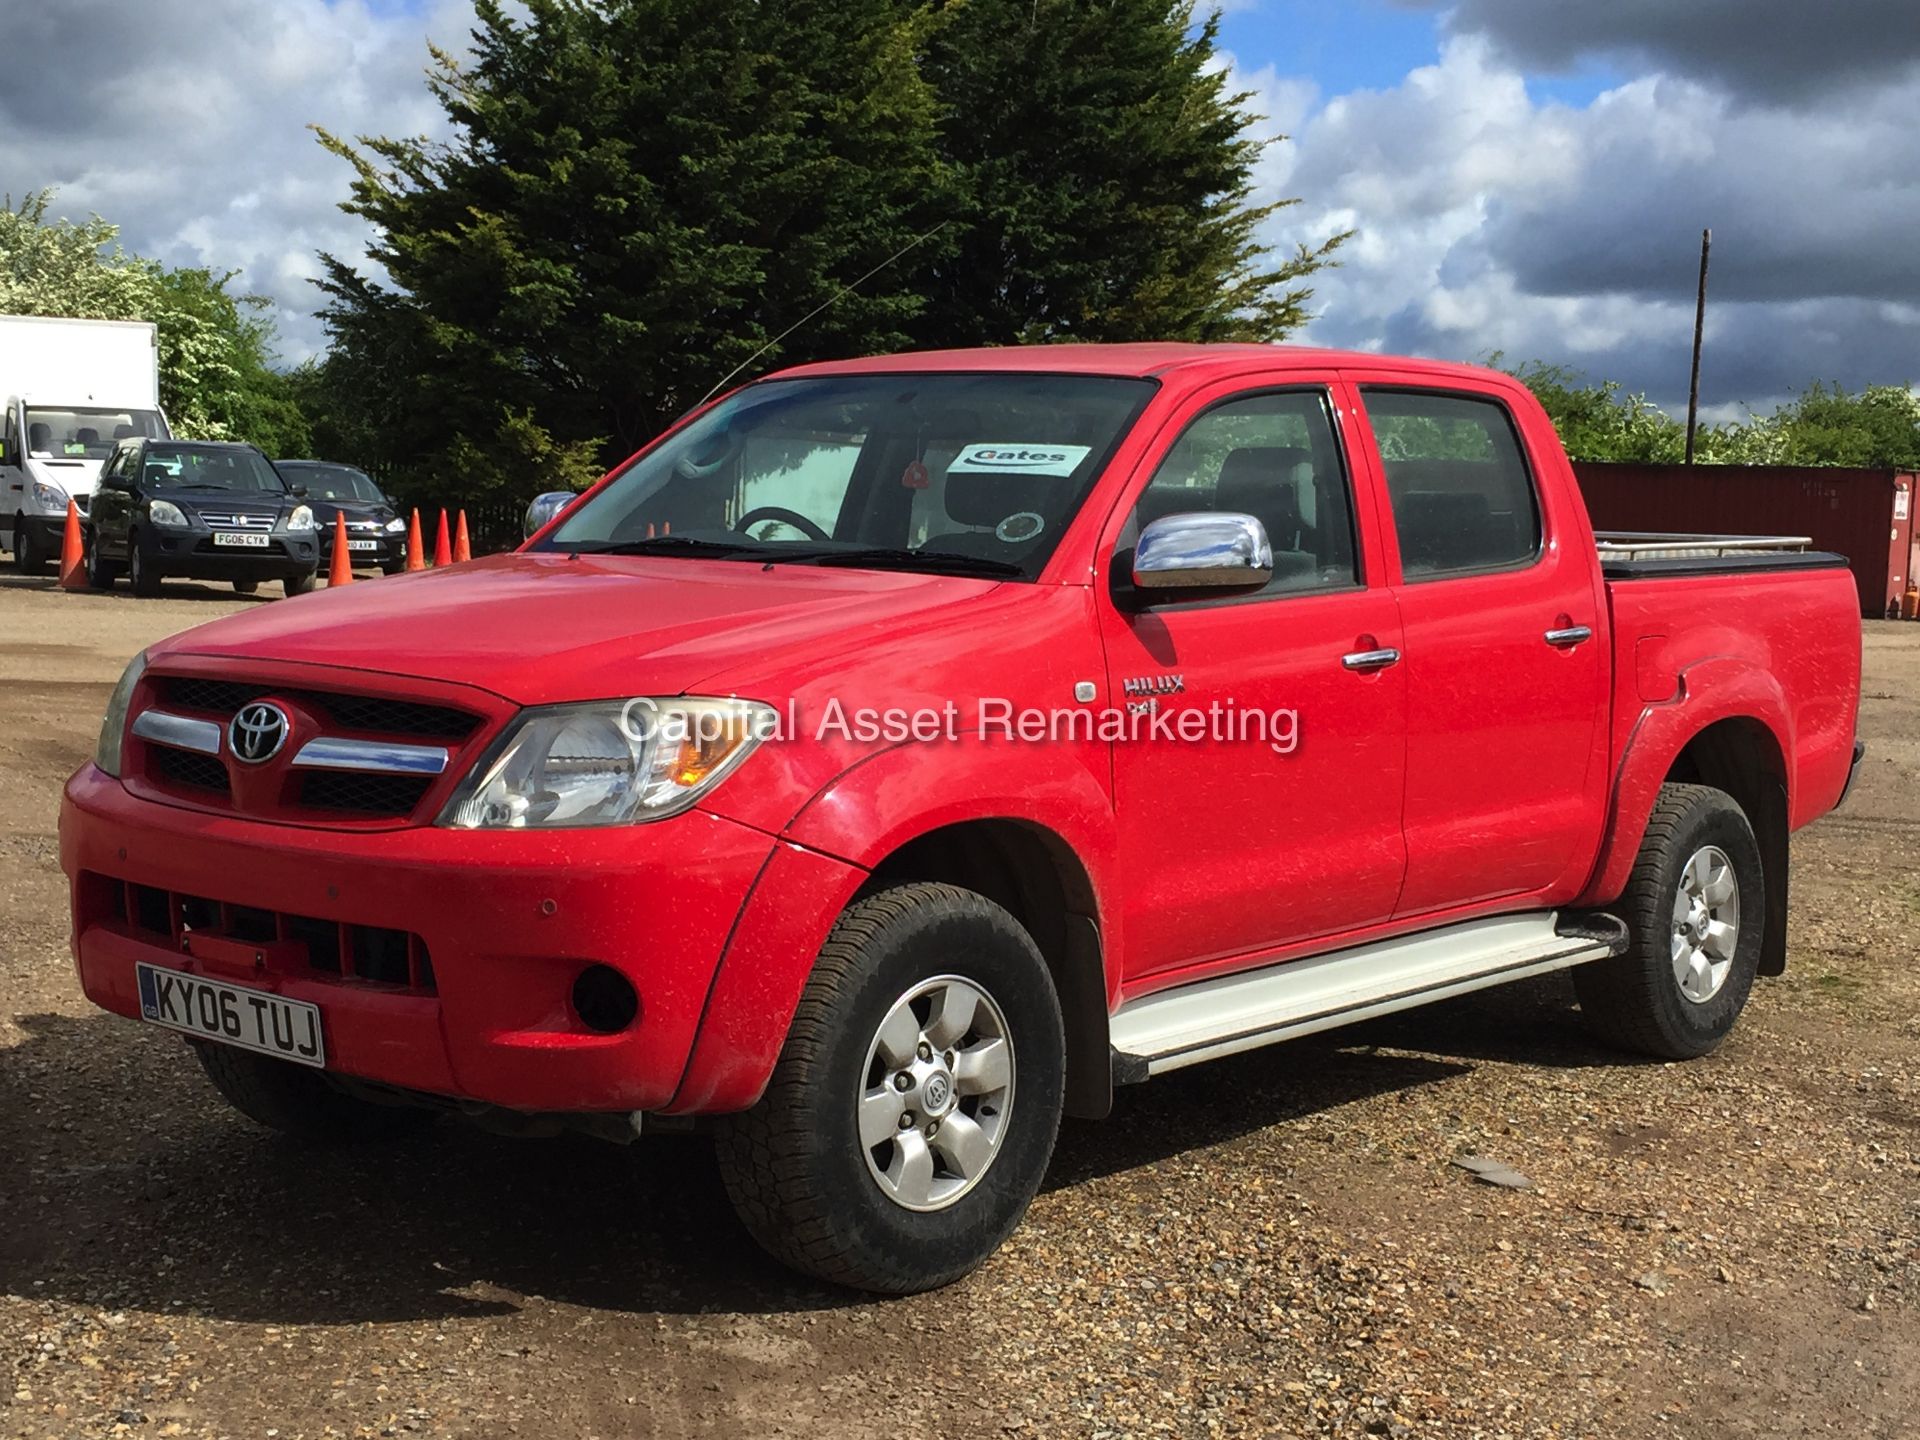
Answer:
948;443;1091;477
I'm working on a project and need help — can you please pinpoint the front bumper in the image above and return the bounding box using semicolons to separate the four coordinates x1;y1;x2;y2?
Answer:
19;511;69;549
60;764;790;1113
320;529;406;568
139;527;318;582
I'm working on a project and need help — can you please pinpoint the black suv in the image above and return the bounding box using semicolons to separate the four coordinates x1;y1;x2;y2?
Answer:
85;440;320;597
274;459;409;574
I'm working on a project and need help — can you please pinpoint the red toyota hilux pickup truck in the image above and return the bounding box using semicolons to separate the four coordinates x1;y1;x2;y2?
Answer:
62;345;1863;1292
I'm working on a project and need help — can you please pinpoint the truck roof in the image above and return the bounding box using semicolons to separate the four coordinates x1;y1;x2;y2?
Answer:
768;342;1504;385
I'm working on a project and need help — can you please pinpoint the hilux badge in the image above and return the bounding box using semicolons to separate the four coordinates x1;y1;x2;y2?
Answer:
1121;673;1185;698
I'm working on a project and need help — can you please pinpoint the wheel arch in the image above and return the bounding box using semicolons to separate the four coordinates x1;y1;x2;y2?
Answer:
1580;658;1794;976
1661;717;1790;976
864;818;1112;1119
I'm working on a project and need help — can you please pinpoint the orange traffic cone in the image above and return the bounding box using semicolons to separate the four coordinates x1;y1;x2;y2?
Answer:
327;513;354;587
57;500;88;590
405;509;426;572
433;510;452;568
453;510;471;563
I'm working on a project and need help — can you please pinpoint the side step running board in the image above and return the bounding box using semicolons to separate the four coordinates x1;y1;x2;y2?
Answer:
1110;910;1626;1081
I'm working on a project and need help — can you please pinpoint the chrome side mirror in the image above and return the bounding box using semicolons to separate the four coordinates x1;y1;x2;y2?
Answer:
524;490;576;539
1132;512;1272;591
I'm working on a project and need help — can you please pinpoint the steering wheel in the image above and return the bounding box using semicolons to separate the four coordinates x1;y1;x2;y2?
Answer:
733;506;829;541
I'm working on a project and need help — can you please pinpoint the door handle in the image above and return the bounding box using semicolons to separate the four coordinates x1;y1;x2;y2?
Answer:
1544;625;1593;648
1342;647;1401;672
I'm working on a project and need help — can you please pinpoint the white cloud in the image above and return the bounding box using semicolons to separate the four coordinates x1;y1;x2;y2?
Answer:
1245;35;1920;411
0;0;478;364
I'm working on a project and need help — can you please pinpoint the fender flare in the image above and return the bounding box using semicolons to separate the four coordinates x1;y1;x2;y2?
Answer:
1578;655;1792;909
666;741;1119;1116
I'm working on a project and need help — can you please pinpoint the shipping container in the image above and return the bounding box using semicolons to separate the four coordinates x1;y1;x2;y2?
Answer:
1573;463;1917;618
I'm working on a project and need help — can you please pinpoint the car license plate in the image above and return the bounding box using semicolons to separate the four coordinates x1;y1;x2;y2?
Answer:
136;962;325;1068
213;531;270;548
347;539;379;552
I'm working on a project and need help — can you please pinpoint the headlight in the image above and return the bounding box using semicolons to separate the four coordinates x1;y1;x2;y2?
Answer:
147;500;189;527
439;697;776;829
95;651;148;777
384;516;406;533
286;505;316;532
30;479;68;509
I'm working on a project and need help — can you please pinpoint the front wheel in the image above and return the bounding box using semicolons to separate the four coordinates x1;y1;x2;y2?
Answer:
14;523;49;574
715;882;1065;1293
1574;782;1765;1059
232;579;259;595
284;571;318;596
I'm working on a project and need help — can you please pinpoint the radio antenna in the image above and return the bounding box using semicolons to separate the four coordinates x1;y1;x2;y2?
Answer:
695;220;951;407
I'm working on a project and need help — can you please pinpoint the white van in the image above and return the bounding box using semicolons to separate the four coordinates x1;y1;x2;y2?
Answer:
1;315;171;571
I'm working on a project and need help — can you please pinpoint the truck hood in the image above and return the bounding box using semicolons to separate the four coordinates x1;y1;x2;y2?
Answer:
155;550;1007;705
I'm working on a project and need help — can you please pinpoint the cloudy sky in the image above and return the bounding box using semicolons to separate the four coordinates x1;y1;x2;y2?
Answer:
5;0;1916;418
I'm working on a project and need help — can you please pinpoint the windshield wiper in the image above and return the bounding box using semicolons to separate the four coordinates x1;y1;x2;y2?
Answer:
571;535;765;559
778;546;1024;578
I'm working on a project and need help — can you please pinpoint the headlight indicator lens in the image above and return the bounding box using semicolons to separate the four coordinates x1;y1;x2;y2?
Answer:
147;500;189;527
95;651;148;777
286;505;316;532
30;480;68;510
439;697;776;829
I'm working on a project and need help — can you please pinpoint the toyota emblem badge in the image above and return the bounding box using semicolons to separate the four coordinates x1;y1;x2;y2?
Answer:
228;702;291;764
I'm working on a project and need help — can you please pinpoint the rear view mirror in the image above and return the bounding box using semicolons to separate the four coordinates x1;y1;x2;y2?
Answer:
288;483;309;498
1132;512;1273;592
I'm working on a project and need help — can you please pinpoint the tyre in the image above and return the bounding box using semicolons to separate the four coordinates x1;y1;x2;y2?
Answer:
715;882;1065;1293
84;536;120;590
193;1042;435;1142
380;561;406;576
232;579;259;595
128;542;162;597
1574;782;1765;1059
284;571;318;596
14;522;49;574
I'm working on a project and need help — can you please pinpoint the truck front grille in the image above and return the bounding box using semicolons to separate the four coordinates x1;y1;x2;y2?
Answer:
132;672;488;824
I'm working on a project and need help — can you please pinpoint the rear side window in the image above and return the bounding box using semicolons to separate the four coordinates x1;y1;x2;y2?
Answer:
1362;390;1541;579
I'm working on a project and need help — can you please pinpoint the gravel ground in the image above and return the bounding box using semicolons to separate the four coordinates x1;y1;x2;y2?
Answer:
2;572;1916;1439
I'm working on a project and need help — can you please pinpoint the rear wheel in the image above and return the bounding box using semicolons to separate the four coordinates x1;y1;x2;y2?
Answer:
128;542;162;597
284;571;318;596
193;1042;435;1142
715;882;1064;1293
84;535;120;589
1574;782;1764;1059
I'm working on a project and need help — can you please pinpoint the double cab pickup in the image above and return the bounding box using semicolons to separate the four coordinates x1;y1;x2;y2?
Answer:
61;345;1864;1292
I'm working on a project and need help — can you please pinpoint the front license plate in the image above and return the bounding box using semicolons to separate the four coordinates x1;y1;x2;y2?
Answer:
136;963;325;1068
346;539;379;552
213;531;270;548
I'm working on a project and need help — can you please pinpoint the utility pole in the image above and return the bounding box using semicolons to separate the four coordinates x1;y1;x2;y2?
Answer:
1684;228;1711;465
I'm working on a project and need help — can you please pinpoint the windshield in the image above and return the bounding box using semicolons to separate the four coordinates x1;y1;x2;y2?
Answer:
26;407;166;461
538;373;1155;578
142;444;288;493
279;462;385;504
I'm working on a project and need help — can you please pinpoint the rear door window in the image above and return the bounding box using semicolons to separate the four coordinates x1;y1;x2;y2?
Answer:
1362;390;1541;579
